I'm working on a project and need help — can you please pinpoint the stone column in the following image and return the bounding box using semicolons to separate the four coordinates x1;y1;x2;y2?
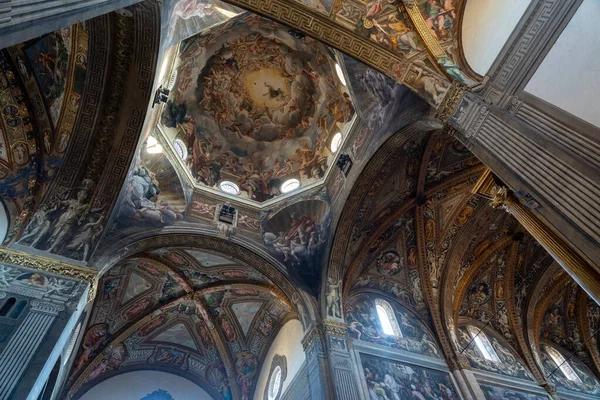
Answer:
302;325;332;400
301;322;362;400
450;367;486;400
324;323;361;400
0;301;64;400
472;169;600;306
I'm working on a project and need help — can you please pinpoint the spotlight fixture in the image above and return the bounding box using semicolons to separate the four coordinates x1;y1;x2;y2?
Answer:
336;153;352;176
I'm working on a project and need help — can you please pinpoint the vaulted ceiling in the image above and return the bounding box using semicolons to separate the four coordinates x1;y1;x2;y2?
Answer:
66;246;302;400
331;127;600;395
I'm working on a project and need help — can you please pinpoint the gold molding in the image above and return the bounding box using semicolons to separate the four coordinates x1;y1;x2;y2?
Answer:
0;247;98;301
401;1;445;58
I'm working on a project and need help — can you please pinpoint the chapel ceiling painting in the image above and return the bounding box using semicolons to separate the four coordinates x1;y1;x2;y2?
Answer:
159;14;355;204
67;247;298;400
0;23;88;243
341;54;430;149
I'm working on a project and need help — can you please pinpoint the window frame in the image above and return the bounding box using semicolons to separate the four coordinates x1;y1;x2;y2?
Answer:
264;354;287;400
375;299;403;338
546;345;583;383
467;325;501;363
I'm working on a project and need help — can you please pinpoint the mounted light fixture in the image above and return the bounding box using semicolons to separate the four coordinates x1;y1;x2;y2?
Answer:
330;132;342;153
281;178;300;194
146;136;163;154
335;63;346;86
219;180;240;195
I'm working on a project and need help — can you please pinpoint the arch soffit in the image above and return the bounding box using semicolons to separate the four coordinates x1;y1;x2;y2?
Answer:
69;252;300;400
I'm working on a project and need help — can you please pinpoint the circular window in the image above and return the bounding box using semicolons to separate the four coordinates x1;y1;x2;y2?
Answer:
330;132;343;153
267;366;283;400
174;139;187;160
335;63;347;86
281;179;300;194
219;181;240;195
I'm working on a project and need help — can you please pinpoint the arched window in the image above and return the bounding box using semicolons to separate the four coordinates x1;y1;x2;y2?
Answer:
375;299;402;337
265;354;286;400
467;325;500;362
546;346;582;383
0;297;16;317
267;365;283;400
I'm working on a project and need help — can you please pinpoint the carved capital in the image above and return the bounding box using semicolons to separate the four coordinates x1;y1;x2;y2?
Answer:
301;324;325;351
435;82;466;122
490;185;509;211
542;382;557;395
31;300;65;315
301;321;348;351
323;320;348;337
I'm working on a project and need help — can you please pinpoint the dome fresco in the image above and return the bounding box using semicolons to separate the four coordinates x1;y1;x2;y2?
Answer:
159;14;355;204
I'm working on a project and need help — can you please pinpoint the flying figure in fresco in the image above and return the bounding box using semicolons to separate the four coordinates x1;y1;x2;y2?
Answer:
263;82;283;99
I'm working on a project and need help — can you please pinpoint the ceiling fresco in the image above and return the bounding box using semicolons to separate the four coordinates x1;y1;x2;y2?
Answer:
159;14;355;203
342;54;430;148
67;247;298;400
0;23;89;247
2;2;596;399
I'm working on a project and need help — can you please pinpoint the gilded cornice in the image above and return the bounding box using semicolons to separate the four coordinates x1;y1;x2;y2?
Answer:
0;247;97;301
